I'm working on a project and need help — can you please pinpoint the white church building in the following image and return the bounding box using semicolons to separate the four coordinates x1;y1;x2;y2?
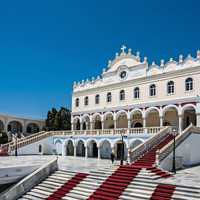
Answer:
5;46;200;165
71;46;200;133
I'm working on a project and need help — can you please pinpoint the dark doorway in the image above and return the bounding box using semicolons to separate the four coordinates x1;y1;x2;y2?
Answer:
92;143;98;157
134;122;143;128
117;143;125;160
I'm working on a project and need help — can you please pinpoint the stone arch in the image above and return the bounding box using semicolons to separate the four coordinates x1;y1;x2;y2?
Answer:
26;123;40;134
113;138;128;160
116;110;128;128
104;112;114;129
76;139;85;157
65;139;74;156
93;113;102;129
7;120;23;134
129;139;144;150
82;114;90;130
145;107;160;127
55;139;63;155
87;139;98;158
99;139;112;159
130;109;143;128
73;116;81;130
163;105;179;127
182;104;196;129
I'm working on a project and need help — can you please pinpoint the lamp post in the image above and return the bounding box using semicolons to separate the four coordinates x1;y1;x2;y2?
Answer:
120;129;127;165
11;132;18;157
171;127;177;174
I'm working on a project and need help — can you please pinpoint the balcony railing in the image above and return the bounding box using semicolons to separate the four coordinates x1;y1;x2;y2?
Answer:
3;126;164;153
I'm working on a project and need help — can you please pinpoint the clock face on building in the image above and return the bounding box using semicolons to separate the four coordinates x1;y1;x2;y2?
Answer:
120;71;127;79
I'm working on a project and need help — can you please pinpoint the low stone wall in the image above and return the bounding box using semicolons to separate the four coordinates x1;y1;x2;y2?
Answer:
0;157;58;200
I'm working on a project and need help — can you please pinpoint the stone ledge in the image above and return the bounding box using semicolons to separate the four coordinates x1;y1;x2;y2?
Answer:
0;157;58;200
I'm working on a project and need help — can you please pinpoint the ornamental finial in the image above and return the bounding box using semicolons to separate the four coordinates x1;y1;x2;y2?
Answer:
115;52;119;58
169;58;173;62
152;61;156;65
143;57;147;63
121;45;126;53
108;60;112;67
179;54;183;63
160;59;164;67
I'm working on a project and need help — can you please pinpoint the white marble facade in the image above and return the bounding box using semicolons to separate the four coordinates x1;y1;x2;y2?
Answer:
71;46;200;132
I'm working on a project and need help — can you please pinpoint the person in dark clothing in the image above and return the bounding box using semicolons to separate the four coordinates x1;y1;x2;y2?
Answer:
110;152;115;164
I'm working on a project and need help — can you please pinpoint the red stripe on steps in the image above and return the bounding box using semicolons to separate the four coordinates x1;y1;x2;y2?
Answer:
87;165;141;200
150;184;176;200
46;172;88;200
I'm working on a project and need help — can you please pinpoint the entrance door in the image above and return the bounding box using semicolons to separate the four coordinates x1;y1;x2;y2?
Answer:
93;143;98;157
117;143;124;160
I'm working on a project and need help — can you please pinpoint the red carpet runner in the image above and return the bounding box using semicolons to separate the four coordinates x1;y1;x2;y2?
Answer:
46;172;88;200
150;184;176;200
87;165;141;200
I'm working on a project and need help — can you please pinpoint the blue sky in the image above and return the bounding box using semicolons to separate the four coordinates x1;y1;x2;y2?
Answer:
0;0;199;119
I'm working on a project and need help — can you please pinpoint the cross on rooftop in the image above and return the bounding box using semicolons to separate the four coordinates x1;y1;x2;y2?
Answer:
121;45;126;53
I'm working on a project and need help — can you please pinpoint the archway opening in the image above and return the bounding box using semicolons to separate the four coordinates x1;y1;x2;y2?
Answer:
82;116;90;130
182;106;196;129
7;121;23;134
146;109;160;127
130;110;143;128
163;106;178;128
87;140;98;158
74;118;80;130
94;115;102;129
114;140;127;160
100;140;112;159
104;113;114;129
76;140;85;157
26;123;40;134
66;140;74;156
116;112;128;128
130;139;143;150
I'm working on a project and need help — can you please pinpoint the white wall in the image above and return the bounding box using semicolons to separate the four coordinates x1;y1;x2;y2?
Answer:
161;133;200;170
10;137;54;155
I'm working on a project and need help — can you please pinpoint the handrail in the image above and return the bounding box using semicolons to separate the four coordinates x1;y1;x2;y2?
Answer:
5;126;164;153
158;125;200;162
129;126;170;163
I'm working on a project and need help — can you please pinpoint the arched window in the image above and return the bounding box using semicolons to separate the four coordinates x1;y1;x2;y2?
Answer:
185;77;193;91
167;81;175;94
119;90;125;101
107;92;112;102
134;87;140;99
95;94;100;104
149;84;156;96
75;98;79;107
84;96;89;106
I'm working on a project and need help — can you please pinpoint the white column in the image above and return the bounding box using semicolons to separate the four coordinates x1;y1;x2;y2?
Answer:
127;148;131;164
128;119;131;129
85;146;88;158
197;113;200;127
178;115;182;133
71;123;74;131
62;144;66;156
98;147;101;159
80;122;83;131
143;117;146;128
74;145;76;157
114;120;117;129
90;122;93;130
101;120;104;130
160;116;163;127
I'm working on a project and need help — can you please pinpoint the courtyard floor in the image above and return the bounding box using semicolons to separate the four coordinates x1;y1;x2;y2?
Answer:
159;165;200;188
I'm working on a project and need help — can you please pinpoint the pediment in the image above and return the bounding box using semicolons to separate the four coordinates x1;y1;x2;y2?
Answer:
105;55;141;74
